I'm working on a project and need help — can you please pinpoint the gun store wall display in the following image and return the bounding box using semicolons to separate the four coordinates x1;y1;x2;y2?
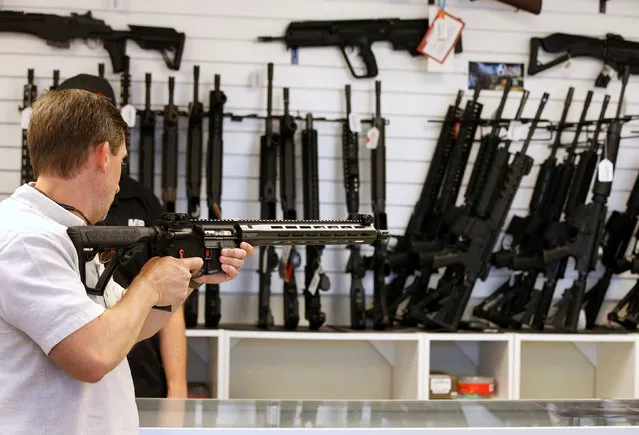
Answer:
468;61;524;91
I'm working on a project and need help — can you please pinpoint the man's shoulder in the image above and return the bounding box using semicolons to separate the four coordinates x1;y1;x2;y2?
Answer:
0;198;72;251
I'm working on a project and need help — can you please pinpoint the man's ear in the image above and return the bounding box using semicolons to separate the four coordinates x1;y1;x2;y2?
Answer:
93;141;111;173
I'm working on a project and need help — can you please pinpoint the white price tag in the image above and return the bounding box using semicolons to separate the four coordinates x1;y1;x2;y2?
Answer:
120;104;137;127
417;9;465;64
308;265;323;295
20;107;32;129
508;122;529;142
281;245;291;265
598;159;614;182
349;112;362;133
249;70;262;88
366;126;379;149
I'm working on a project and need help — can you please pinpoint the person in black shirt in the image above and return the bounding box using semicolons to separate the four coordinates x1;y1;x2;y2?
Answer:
57;73;188;398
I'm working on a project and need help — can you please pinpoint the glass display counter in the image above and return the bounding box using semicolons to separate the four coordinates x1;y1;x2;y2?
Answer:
138;398;639;434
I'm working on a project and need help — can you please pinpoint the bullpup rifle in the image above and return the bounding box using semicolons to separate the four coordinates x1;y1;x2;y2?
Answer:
257;17;463;79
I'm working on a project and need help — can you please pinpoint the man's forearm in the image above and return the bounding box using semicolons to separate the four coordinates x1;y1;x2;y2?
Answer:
159;305;188;397
49;280;159;383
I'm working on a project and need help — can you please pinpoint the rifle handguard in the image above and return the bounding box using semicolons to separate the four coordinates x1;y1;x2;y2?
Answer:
512;255;540;270
543;245;572;264
492;250;514;268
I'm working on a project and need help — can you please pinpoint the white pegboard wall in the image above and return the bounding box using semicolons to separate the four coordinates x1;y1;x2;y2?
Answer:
1;0;639;325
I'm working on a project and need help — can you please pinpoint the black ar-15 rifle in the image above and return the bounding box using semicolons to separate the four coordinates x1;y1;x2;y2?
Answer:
19;69;37;185
162;77;180;213
67;213;388;306
0;10;185;73
302;114;331;330
257;17;463;79
543;67;628;332
203;74;227;328
476;87;574;329
528;32;639;87
183;66;206;328
257;63;280;329
385;90;464;324
279;88;302;330
416;92;550;331
342;85;367;330
139;73;156;192
367;81;390;329
186;65;205;219
120;57;132;175
584;170;639;329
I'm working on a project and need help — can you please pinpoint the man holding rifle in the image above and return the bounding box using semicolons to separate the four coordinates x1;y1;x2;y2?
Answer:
0;85;253;434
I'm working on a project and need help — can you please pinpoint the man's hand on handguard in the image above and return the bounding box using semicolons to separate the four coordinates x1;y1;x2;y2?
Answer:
191;241;255;286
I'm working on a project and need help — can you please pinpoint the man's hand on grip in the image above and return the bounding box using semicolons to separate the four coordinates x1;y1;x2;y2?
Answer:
138;256;204;307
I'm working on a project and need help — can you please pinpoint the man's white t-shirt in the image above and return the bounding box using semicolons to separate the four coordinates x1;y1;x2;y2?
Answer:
0;184;138;434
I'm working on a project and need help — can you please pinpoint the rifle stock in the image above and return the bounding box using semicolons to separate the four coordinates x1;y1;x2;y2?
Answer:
472;0;541;14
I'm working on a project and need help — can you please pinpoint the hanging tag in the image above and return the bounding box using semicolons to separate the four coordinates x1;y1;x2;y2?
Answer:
279;246;292;280
120;104;137;127
417;9;465;64
506;121;522;141
366;126;379;149
248;70;261;88
598;159;614;182
349;112;362;133
20;107;32;129
308;265;323;295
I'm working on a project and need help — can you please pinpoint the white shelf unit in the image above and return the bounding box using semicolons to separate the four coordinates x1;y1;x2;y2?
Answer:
185;329;223;398
220;330;424;401
184;329;639;401
425;333;514;400
513;333;639;401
